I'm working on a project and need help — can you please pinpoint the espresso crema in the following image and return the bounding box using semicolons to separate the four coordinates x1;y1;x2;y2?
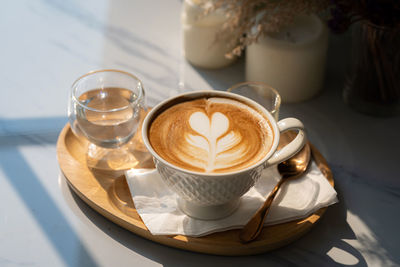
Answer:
149;97;274;173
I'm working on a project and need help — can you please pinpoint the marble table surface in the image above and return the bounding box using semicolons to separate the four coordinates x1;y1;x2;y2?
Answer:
1;0;399;266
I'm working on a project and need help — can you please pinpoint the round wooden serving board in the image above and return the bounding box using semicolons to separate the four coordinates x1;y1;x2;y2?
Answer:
57;124;334;256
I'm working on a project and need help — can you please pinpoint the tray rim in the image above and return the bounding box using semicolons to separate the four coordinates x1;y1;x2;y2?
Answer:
57;123;334;256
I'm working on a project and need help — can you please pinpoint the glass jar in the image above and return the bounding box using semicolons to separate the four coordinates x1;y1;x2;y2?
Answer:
181;0;237;69
343;22;400;116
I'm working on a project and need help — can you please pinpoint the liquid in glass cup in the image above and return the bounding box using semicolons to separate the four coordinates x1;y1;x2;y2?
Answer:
228;81;281;120
68;69;152;171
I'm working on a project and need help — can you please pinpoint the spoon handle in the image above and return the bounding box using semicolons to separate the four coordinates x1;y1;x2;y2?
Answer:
239;178;285;243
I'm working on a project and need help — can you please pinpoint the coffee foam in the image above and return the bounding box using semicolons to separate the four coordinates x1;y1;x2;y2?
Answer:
149;97;273;173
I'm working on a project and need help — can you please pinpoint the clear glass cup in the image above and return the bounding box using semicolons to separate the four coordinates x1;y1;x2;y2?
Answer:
227;81;281;120
68;69;151;171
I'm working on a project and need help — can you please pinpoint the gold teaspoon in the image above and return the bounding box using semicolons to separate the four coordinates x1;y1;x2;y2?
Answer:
239;131;311;243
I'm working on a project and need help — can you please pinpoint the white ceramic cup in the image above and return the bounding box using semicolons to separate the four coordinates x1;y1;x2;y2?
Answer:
142;90;306;220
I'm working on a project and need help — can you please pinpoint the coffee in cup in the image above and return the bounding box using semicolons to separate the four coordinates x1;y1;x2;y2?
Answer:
149;97;274;173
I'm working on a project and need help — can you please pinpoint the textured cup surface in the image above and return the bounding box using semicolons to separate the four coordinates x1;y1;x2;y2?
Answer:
142;90;305;219
155;157;264;206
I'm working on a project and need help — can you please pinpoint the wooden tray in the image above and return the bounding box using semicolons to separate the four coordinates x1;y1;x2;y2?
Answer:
57;124;334;256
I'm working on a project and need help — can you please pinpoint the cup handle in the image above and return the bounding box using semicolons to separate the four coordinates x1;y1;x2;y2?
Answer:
266;118;306;166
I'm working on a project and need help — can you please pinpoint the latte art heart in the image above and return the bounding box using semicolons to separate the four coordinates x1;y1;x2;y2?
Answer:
149;97;273;173
188;111;237;172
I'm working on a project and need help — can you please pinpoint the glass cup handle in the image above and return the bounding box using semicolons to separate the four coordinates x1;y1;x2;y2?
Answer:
266;118;306;166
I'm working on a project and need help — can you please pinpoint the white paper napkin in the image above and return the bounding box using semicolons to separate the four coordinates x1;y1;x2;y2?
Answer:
125;161;338;237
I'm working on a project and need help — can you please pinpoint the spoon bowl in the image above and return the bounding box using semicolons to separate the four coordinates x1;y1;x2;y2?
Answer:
239;131;311;243
277;131;311;177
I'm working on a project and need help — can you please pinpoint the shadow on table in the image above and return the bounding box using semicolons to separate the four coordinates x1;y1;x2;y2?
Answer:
275;183;368;266
0;116;99;267
0;116;67;145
